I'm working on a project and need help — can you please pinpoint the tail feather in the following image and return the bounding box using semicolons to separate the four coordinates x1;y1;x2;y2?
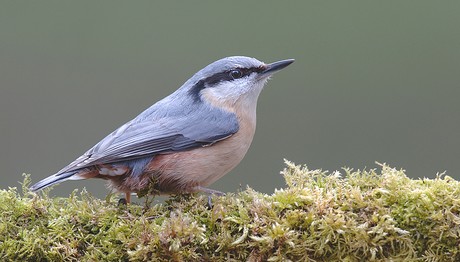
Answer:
30;156;154;192
30;171;78;192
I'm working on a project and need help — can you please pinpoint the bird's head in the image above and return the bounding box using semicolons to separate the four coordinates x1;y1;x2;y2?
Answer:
185;56;294;110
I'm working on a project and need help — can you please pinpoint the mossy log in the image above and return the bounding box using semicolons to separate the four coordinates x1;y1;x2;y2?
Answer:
1;161;459;261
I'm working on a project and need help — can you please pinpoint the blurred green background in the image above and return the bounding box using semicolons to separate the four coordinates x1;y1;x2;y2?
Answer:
1;1;459;198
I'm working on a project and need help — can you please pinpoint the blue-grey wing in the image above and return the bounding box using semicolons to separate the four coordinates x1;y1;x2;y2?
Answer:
56;108;239;174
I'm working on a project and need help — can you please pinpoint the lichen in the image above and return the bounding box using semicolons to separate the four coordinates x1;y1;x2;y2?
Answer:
1;161;459;261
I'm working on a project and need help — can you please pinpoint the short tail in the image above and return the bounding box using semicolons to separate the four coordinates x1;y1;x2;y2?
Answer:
30;171;78;192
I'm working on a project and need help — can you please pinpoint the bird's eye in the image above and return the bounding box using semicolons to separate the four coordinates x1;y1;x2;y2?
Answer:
229;69;243;79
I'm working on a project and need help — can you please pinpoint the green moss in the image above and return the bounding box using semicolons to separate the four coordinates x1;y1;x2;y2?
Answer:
1;161;460;261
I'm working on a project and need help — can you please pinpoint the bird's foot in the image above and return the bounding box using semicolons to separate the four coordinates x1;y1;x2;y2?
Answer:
117;192;132;206
191;186;226;209
194;186;225;196
118;198;127;206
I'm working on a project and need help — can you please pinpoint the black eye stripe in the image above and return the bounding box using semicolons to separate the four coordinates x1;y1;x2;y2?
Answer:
188;65;266;101
202;66;265;86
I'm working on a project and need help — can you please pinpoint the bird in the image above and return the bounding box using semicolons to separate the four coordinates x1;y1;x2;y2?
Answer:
30;56;295;203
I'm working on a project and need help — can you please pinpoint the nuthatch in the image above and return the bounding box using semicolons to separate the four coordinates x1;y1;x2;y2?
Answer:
30;56;295;203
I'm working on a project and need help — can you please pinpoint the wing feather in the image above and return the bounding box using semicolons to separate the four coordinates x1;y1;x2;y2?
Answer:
56;107;239;174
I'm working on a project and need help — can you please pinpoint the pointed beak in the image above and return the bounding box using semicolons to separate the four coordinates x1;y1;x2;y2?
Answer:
260;59;295;76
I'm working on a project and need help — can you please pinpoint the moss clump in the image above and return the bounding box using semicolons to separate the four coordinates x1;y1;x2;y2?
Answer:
1;161;459;261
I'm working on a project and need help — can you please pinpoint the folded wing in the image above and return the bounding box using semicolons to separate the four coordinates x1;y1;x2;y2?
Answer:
56;107;239;175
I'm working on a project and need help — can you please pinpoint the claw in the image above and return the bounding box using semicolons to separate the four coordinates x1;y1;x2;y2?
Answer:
194;186;225;196
118;198;127;206
192;186;225;209
207;195;214;209
118;192;131;206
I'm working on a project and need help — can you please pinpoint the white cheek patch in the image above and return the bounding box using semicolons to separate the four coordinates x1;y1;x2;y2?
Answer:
203;78;256;100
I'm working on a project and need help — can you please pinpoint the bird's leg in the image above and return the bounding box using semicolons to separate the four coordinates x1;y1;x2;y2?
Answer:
125;192;131;204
